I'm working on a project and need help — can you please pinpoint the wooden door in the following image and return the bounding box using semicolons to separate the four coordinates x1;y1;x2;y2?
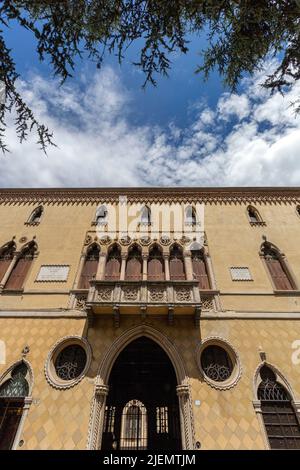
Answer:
192;256;210;289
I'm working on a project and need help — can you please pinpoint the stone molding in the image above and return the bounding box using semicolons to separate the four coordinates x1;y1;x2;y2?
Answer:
1;187;300;204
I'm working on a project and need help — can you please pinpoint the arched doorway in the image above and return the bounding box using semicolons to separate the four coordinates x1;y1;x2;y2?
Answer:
102;337;182;451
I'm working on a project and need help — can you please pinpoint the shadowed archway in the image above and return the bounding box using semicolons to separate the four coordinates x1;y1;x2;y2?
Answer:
102;336;181;450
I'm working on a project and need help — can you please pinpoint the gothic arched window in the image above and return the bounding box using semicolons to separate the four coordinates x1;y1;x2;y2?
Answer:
125;245;142;281
148;245;164;281
247;205;264;225
257;365;300;449
0;242;15;283
169;245;185;280
79;244;100;289
4;242;37;290
0;362;30;450
261;242;294;290
191;249;210;289
27;206;43;225
105;244;121;280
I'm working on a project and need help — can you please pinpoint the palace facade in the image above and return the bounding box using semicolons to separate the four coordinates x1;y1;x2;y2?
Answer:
0;187;300;450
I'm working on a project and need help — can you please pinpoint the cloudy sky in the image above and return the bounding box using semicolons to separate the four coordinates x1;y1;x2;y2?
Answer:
2;24;300;188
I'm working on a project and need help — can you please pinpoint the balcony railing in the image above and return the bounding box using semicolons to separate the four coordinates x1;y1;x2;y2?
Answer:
70;281;218;327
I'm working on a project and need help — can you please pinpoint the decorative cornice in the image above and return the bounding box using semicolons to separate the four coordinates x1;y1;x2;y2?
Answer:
0;187;300;204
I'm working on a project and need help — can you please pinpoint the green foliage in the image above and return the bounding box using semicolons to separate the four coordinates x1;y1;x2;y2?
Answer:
1;0;300;152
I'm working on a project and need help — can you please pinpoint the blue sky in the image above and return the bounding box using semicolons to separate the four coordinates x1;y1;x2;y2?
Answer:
2;21;300;187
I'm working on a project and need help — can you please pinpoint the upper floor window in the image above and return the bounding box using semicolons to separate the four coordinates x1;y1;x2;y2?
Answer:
4;241;37;291
140;206;151;225
78;243;100;289
247;205;264;225
296;205;300;218
191;249;211;289
185;206;197;225
0;242;15;283
125;244;142;281
148;244;164;281
169;244;185;281
105;244;121;281
261;242;295;291
94;205;108;225
26;206;43;225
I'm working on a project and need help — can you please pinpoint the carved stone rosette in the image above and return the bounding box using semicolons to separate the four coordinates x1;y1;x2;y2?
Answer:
97;287;113;302
201;296;214;310
148;287;166;302
75;296;87;311
175;287;192;302
122;286;139;301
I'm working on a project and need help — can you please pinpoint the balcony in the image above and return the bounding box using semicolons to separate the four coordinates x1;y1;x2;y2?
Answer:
84;280;203;326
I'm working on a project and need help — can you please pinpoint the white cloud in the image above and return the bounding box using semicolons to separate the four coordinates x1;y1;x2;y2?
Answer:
1;62;300;188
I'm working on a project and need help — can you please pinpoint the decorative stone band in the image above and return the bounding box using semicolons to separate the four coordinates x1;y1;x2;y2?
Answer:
176;384;190;397
1;187;300;204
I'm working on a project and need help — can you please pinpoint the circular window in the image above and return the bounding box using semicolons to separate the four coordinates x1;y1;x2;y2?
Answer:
55;345;87;381
201;345;233;382
196;337;242;390
45;336;91;389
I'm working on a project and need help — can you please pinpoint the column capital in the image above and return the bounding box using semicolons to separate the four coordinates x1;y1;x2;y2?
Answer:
95;384;109;397
176;384;190;397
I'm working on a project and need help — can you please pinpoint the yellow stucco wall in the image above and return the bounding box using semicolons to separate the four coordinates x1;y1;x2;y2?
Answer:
0;189;300;450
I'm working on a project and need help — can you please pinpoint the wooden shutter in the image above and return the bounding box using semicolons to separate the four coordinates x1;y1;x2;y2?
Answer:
170;257;185;280
148;258;164;281
0;259;12;283
105;258;121;281
266;258;292;290
192;256;210;289
125;258;142;281
79;259;98;289
5;258;32;290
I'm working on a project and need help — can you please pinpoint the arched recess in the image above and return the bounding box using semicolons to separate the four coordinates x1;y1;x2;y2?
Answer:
0;359;33;450
26;206;43;225
247;205;264;224
125;244;142;281
87;325;195;450
169;243;185;280
148;244;164;281
260;240;296;291
253;362;300;449
78;243;100;289
104;243;121;280
4;240;38;291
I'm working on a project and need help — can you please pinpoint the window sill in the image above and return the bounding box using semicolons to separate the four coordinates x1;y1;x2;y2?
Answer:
274;289;300;296
1;288;24;295
24;221;40;226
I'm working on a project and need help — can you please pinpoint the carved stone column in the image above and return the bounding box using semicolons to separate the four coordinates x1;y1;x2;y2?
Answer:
120;253;127;280
87;384;109;450
176;383;195;450
96;252;107;280
183;252;193;281
163;254;170;281
142;253;148;281
0;253;18;289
